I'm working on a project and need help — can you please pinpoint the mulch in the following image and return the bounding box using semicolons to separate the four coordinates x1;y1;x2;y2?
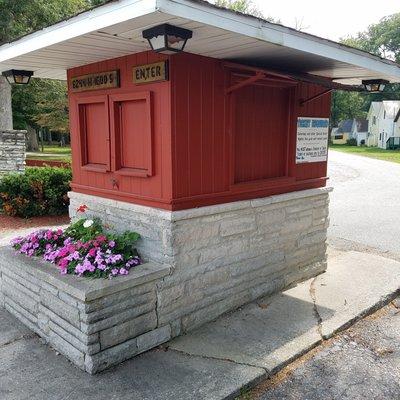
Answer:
0;214;70;235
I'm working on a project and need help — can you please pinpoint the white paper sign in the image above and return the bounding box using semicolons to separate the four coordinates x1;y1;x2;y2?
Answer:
296;117;329;163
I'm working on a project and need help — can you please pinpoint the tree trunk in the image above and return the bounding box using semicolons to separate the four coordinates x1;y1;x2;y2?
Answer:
26;125;39;151
0;76;12;130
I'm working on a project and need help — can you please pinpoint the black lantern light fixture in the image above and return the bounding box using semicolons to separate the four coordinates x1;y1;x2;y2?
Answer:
362;79;388;93
2;69;34;85
142;24;193;55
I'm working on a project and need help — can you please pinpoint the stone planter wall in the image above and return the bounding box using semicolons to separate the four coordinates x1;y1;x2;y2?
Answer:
0;249;170;374
0;130;26;176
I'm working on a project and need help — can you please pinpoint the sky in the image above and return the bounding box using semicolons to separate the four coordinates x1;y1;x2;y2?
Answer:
250;0;399;41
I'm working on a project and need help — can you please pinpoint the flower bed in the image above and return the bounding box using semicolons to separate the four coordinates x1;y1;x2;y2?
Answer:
11;209;141;279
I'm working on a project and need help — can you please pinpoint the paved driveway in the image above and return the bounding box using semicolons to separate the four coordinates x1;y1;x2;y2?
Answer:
251;150;400;400
328;150;400;256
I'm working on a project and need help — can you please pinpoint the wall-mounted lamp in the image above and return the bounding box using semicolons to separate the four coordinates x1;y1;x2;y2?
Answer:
2;69;34;84
362;79;388;93
142;24;193;55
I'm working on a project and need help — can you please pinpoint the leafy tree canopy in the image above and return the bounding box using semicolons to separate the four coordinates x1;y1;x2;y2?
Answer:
332;13;400;127
1;0;106;134
214;0;279;22
0;0;93;44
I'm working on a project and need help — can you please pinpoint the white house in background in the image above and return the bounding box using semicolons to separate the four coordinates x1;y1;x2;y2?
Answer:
332;118;368;145
352;118;369;146
377;100;400;149
366;102;382;146
393;109;400;148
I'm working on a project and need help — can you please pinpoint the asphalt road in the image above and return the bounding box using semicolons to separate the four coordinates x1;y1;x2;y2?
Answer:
259;299;400;400
252;150;400;400
328;150;400;256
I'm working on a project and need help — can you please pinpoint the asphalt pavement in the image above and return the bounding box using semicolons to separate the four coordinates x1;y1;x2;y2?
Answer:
249;149;400;399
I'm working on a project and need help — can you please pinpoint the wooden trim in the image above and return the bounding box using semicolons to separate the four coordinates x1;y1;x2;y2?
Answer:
71;177;328;211
300;88;333;106
230;176;296;193
225;72;265;94
75;94;111;172
109;91;154;177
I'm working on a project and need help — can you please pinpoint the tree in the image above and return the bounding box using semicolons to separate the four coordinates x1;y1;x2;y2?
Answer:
332;13;400;126
215;0;280;22
0;0;97;142
331;91;367;127
0;0;90;44
341;13;400;63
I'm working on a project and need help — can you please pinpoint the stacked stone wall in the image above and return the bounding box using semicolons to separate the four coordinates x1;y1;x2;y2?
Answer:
0;130;26;175
69;188;331;334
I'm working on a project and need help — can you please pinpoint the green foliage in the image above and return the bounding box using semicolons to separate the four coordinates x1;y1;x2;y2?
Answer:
0;167;71;217
331;91;367;126
333;13;400;126
346;138;357;146
12;79;69;132
214;0;279;22
341;13;400;62
0;0;90;44
2;0;106;134
65;218;104;242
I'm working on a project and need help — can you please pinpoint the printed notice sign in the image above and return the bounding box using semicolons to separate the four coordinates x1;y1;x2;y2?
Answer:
296;117;329;163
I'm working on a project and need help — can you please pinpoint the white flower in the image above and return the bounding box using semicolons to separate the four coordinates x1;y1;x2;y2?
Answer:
83;219;94;228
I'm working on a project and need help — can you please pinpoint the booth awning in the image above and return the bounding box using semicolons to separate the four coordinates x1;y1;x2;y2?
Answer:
0;0;399;84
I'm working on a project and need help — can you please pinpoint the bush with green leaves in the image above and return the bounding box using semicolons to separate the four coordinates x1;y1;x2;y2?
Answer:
346;138;358;146
0;167;71;217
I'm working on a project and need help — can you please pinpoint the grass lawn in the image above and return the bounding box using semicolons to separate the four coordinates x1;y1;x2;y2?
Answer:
40;145;71;155
27;145;71;161
330;144;400;164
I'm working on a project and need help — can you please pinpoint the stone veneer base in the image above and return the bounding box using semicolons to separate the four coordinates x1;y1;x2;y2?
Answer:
0;249;170;374
0;187;331;373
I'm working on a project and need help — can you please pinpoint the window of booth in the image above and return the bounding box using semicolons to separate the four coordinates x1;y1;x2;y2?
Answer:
76;95;110;172
232;83;292;185
109;92;153;177
75;92;153;177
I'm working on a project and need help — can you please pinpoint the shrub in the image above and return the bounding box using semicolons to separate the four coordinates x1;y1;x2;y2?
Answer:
0;167;71;217
346;138;357;146
11;216;141;279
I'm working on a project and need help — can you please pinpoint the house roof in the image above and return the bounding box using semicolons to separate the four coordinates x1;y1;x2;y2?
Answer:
381;101;400;119
368;101;382;115
337;119;354;133
354;118;368;132
0;0;399;83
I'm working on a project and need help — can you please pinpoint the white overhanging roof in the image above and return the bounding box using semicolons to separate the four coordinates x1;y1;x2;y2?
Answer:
0;0;399;85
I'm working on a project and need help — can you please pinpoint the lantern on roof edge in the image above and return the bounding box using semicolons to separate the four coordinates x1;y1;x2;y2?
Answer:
362;79;388;93
142;24;193;55
2;69;34;84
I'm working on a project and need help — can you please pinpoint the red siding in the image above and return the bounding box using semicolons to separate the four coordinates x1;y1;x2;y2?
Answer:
233;84;290;183
68;51;173;209
169;53;330;210
68;51;330;211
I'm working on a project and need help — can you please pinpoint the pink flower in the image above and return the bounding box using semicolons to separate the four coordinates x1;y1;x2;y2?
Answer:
88;248;97;257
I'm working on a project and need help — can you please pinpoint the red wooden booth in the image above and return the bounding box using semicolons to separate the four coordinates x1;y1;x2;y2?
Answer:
68;51;330;211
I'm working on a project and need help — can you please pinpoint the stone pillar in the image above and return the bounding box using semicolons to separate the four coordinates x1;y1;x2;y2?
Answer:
0;130;27;176
0;76;13;131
